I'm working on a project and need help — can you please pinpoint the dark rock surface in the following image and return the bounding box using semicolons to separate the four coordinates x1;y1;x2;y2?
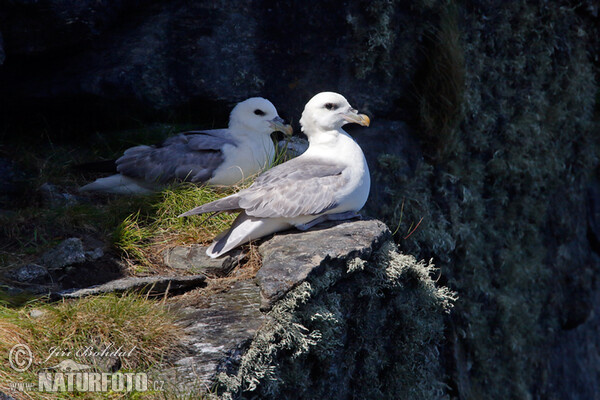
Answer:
163;245;243;277
0;1;437;130
57;274;206;299
0;31;5;65
5;263;49;283
347;120;422;217
257;218;390;309
159;218;451;399
161;279;265;393
39;238;87;269
587;181;600;253
39;183;81;208
0;1;598;399
0;157;28;209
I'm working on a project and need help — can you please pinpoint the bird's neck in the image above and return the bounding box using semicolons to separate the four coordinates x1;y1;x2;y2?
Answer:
304;128;364;166
306;128;347;147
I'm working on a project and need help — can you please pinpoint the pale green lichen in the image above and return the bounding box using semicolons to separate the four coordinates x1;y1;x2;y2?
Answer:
216;241;455;399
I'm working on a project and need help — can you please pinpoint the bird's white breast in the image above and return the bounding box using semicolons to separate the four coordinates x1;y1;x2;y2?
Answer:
303;130;370;213
209;134;275;186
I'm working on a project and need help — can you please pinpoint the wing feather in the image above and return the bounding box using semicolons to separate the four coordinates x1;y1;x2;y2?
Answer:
116;132;235;184
237;158;347;218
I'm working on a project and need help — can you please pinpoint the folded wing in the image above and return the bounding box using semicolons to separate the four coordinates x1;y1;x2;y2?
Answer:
180;158;347;218
116;131;236;184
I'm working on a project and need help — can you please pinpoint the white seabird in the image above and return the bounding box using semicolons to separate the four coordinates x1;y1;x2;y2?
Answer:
79;97;293;194
180;92;371;258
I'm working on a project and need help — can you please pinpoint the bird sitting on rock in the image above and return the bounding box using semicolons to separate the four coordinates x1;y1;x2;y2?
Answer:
79;97;293;194
180;92;371;258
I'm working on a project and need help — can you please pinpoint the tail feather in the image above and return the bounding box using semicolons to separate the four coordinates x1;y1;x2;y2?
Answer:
79;174;156;195
179;196;242;217
206;213;289;258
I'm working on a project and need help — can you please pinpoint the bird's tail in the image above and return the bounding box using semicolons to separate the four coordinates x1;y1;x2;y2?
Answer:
206;213;289;258
179;195;242;217
79;174;155;195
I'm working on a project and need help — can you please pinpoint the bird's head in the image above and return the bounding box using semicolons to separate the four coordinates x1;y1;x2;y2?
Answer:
299;92;370;137
229;97;293;138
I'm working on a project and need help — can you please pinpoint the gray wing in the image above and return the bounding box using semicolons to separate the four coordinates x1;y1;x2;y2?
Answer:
179;158;347;218
237;158;348;218
162;129;236;149
116;131;236;184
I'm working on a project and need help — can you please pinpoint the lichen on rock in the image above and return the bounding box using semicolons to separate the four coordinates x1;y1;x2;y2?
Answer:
216;241;455;400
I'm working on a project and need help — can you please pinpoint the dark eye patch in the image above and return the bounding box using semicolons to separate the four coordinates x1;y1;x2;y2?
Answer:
254;109;265;116
324;103;337;110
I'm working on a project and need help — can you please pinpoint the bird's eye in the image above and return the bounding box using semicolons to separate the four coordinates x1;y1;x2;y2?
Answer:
324;103;337;110
254;109;265;116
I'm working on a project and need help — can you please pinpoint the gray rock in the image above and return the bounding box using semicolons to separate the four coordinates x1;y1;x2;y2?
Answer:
57;274;206;299
0;1;437;128
85;247;104;261
39;182;80;207
163;245;243;277
257;218;391;310
39;238;86;269
160;279;265;393
5;263;49;283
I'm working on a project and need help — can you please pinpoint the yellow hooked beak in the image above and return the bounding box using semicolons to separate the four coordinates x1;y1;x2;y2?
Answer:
342;112;371;127
269;116;294;136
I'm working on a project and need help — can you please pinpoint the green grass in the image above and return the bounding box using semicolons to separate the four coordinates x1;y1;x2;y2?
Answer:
112;184;241;269
0;293;183;399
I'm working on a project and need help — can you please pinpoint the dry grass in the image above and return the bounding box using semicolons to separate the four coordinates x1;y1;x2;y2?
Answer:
174;242;263;308
0;293;184;399
112;183;244;273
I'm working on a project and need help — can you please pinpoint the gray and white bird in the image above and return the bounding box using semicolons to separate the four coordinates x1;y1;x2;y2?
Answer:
180;92;371;258
79;98;293;194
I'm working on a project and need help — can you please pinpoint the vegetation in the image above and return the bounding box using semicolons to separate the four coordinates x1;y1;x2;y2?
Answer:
374;1;600;398
0;293;183;399
113;184;240;270
217;241;456;399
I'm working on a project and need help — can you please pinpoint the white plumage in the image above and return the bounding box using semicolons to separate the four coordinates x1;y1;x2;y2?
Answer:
180;92;371;258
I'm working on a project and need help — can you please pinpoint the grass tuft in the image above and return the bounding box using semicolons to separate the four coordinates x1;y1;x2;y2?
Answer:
0;293;183;399
112;184;242;270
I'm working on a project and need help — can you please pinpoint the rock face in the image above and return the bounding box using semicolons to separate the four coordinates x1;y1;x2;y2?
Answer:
161;279;265;394
57;274;207;299
163;245;243;277
162;219;454;399
257;219;390;309
39;238;87;269
2;237;119;297
1;1;599;399
5;264;49;284
0;1;438;130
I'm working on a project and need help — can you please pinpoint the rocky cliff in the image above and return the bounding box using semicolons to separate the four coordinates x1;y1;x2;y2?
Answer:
1;1;599;399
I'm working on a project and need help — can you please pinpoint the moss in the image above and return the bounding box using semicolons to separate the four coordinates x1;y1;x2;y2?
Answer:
415;2;465;161
216;242;455;399
374;1;599;398
346;0;443;80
